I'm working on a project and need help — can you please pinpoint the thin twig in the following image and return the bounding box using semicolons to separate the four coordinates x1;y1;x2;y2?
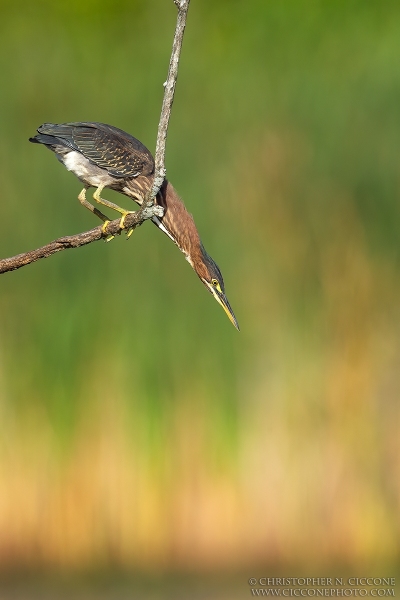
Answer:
143;0;190;209
0;0;190;275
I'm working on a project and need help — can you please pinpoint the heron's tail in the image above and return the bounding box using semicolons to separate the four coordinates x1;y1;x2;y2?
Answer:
29;133;60;146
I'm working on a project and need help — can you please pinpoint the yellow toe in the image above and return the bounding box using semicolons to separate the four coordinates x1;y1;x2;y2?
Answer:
101;220;114;242
101;220;110;235
119;211;135;230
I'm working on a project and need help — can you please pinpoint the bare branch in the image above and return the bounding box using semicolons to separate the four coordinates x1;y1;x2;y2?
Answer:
0;205;164;274
0;0;191;275
142;0;190;209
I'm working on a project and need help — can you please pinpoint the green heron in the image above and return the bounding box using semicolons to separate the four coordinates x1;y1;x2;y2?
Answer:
29;122;239;330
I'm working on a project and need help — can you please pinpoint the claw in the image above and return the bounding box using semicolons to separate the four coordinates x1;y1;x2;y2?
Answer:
101;220;110;235
126;227;135;239
101;220;115;242
119;211;135;230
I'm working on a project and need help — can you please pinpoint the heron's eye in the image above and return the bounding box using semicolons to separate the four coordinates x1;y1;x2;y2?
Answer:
212;278;219;287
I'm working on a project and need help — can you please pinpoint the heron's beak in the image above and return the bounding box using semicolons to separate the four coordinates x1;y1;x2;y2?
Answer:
213;289;240;331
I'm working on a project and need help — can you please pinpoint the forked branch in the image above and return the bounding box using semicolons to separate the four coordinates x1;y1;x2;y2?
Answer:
0;0;190;275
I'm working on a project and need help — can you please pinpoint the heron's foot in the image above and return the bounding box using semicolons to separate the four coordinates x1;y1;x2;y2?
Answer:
126;226;135;239
119;211;136;231
101;220;115;243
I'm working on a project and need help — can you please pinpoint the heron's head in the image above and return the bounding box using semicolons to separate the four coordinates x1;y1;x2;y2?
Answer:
189;244;239;330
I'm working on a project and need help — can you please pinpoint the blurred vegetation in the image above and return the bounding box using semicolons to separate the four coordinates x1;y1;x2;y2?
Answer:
0;0;399;577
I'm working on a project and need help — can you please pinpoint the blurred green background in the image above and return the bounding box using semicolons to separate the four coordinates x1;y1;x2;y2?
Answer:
0;0;400;596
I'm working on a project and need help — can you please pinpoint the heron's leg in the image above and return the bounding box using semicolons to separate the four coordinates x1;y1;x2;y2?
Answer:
78;188;114;240
93;186;135;233
78;188;109;223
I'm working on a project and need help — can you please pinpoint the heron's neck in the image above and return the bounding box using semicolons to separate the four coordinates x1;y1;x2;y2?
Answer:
156;180;203;265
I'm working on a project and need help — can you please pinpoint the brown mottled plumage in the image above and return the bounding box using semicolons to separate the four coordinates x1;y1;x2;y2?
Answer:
30;122;239;329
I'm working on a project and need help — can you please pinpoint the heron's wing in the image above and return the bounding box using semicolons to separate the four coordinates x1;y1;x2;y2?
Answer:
37;122;154;178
